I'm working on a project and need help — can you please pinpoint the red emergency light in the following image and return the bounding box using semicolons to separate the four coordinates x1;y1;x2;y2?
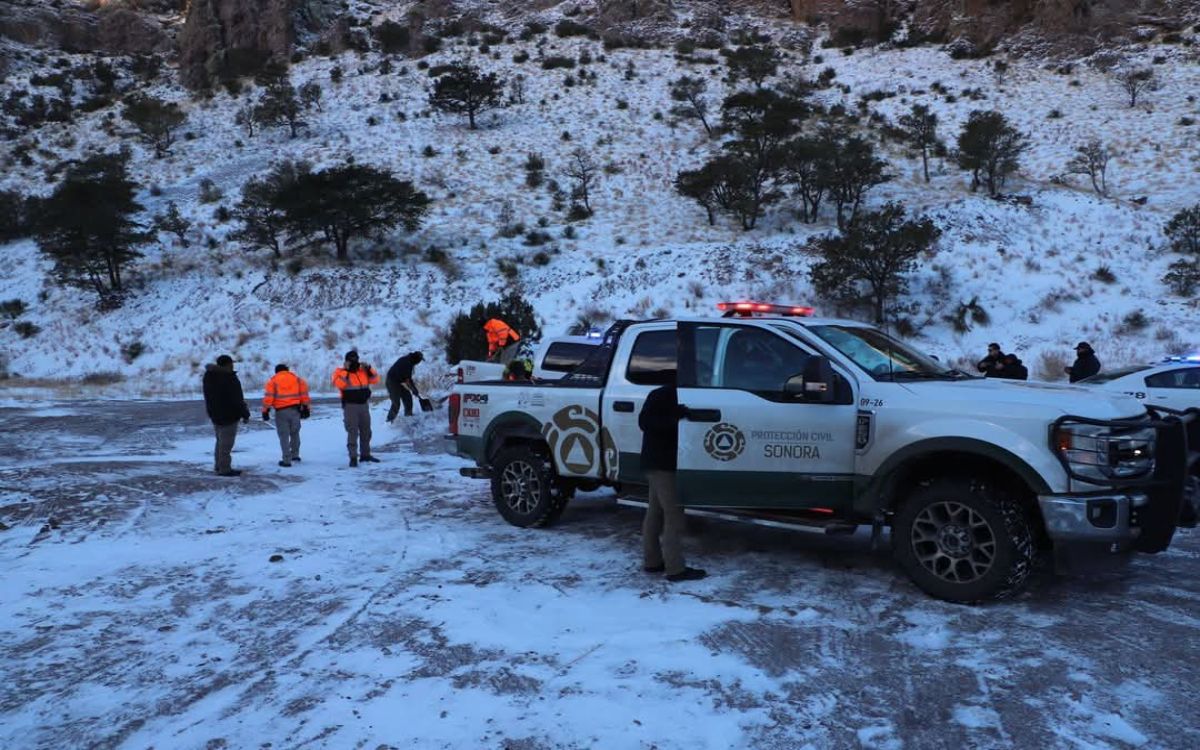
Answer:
717;301;815;318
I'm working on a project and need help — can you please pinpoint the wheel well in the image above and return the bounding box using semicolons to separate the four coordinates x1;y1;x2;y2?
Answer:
484;415;547;465
883;451;1049;547
486;433;547;464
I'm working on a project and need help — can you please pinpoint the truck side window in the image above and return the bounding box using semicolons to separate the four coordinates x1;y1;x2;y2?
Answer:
1147;368;1200;389
719;328;810;392
627;330;677;385
542;342;596;373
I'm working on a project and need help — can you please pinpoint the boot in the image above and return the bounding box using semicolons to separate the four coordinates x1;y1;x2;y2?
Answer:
218;469;243;477
666;567;707;582
278;460;292;467
349;457;358;467
361;455;381;463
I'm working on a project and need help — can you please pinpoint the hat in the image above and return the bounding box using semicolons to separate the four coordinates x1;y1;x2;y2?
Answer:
987;342;1001;350
1075;341;1091;351
216;354;234;367
275;363;289;373
344;350;359;361
412;351;425;362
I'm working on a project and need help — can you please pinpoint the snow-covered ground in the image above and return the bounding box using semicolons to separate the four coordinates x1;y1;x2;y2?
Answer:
2;399;1199;749
1;10;1199;392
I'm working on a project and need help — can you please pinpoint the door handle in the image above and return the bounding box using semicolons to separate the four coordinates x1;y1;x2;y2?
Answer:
613;401;635;413
684;408;721;423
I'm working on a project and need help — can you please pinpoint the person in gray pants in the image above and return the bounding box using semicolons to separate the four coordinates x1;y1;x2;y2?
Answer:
261;364;311;467
202;354;250;476
332;350;380;467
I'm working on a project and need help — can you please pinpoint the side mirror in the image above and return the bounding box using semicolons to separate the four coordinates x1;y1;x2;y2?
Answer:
785;356;835;404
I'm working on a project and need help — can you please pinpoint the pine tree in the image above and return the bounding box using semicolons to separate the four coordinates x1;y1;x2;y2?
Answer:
278;164;431;260
255;82;306;138
810;203;940;324
898;103;940;183
122;95;186;158
429;61;505;130
956;110;1027;197
231;161;309;257
33;151;148;302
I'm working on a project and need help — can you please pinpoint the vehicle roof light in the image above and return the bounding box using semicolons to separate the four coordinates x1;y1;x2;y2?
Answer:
718;301;815;318
1163;354;1200;363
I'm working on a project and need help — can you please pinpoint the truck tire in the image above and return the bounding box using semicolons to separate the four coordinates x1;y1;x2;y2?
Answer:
893;477;1036;603
490;444;571;528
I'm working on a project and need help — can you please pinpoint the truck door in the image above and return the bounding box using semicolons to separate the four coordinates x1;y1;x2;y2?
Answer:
675;321;858;510
600;323;677;485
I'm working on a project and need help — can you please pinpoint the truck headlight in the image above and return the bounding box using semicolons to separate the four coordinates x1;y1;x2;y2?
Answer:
1055;425;1155;481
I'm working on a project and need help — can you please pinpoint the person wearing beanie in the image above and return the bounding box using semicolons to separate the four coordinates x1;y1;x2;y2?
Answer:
1066;342;1101;383
261;364;311;467
202;354;250;476
332;350;380;467
386;351;426;422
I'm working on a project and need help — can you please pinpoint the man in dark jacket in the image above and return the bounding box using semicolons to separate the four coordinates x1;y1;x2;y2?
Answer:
202;354;250;476
386;351;424;422
1066;342;1101;383
639;383;705;582
1001;353;1029;381
976;343;1006;378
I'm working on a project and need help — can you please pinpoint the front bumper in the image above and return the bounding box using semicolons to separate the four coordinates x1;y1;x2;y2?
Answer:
1037;493;1147;544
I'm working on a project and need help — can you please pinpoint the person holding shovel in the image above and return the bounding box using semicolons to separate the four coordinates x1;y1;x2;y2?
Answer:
386;351;426;421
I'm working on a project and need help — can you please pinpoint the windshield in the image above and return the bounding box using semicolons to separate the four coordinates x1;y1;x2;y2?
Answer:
1080;364;1154;384
807;324;961;381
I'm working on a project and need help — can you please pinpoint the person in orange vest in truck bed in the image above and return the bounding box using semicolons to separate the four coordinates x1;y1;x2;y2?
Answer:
484;318;520;363
262;364;311;467
332;350;380;467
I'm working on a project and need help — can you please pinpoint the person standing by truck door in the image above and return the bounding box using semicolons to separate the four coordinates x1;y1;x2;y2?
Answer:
386;351;424;422
262;364;311;466
639;381;706;582
484;318;521;364
332;350;380;467
202;354;250;476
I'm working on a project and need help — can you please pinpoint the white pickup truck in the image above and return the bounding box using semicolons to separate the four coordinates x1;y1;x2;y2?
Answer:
447;304;1199;602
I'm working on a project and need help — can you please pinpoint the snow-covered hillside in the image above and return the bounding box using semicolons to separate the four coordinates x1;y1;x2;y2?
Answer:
2;4;1199;394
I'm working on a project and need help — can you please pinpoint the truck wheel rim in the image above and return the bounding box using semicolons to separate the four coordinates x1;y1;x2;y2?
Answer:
911;500;997;584
500;460;541;515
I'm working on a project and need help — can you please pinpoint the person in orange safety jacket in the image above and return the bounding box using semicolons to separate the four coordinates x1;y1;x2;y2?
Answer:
262;364;311;467
332;350;380;467
484;318;520;363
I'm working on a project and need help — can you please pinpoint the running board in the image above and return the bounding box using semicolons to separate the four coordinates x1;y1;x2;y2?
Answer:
616;498;859;535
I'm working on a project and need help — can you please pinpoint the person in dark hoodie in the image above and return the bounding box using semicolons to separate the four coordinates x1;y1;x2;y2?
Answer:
385;351;424;422
202;354;250;476
1066;342;1101;383
638;380;706;582
1001;353;1029;381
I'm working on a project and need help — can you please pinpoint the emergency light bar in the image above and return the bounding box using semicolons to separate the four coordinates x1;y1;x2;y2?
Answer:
718;301;816;318
1164;355;1200;363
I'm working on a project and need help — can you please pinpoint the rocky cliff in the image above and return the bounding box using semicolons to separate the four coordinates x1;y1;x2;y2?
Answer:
178;0;300;89
791;0;1196;49
0;0;170;55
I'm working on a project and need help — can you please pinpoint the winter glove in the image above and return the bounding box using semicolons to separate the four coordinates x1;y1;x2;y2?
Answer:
299;405;310;419
262;411;270;422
